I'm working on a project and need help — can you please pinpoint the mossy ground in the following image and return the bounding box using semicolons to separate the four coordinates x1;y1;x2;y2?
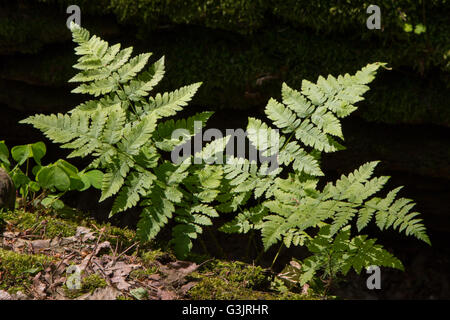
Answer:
0;209;317;300
1;209;138;251
0;248;55;293
187;260;317;300
63;273;108;299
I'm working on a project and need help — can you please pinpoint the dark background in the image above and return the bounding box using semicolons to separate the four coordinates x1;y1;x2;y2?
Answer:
0;0;449;299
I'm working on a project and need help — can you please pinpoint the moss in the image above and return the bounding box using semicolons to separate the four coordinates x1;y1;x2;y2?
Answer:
63;273;108;298
3;210;140;251
93;222;138;251
189;277;273;300
2;1;449;125
116;294;133;300
188;259;323;300
188;276;313;300
129;266;159;281
0;248;55;294
2;210;78;238
81;274;107;292
140;249;170;266
205;261;269;290
187;259;305;300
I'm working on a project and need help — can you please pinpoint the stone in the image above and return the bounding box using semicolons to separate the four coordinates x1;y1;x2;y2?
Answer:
0;167;16;210
0;290;12;300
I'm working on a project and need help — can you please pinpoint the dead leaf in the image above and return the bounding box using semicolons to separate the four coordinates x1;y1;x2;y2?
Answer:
32;273;47;299
31;239;51;250
180;281;198;296
77;287;121;300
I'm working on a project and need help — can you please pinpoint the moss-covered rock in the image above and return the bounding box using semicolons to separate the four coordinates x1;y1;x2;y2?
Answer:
0;168;15;211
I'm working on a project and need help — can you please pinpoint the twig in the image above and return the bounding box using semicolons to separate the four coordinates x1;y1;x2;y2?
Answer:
83;228;105;271
114;242;138;263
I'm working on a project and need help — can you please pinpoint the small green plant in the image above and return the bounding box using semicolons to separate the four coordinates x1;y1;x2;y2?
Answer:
0;140;102;211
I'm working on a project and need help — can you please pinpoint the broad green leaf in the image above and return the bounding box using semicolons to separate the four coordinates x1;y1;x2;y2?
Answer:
37;166;71;191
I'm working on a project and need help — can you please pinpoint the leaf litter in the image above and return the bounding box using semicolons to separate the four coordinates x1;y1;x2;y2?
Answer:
0;224;201;300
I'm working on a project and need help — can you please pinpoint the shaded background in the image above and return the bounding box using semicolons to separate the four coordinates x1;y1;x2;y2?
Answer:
0;0;449;299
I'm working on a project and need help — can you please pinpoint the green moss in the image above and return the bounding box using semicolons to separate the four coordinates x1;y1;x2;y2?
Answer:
188;259;315;300
129;266;159;280
188;276;313;300
116;294;133;300
205;261;269;290
3;210;140;252
95;223;138;251
189;277;271;300
2;210;78;238
0;248;55;294
81;274;107;292
63;273;108;298
140;249;170;266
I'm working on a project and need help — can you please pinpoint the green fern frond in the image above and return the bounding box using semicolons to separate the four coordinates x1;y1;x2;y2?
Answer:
281;83;315;118
265;98;299;133
118;53;152;83
153;112;213;151
261;215;288;251
100;160;130;202
117;114;157;155
124;56;165;101
145;83;202;119
246;117;281;157
110;171;156;217
220;205;267;234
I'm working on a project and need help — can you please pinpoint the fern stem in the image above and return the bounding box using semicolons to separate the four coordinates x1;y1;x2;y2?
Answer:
199;238;209;255
245;230;254;259
270;242;284;269
207;227;226;258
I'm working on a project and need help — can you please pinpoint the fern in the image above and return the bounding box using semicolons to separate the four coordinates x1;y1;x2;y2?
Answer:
19;24;431;279
20;23;223;258
219;62;430;285
295;225;404;285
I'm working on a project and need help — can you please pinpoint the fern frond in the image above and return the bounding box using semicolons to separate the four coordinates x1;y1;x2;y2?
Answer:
137;193;175;241
110;171;156;217
145;83;202;119
265;98;299;133
153;112;212;151
294;119;336;152
261;215;288;251
124;56;165;101
100;159;130;202
247;117;281;157
118;53;152;83
281;83;315;118
323;161;380;201
117;114;157;155
278;141;323;176
370;188;431;244
220;205;267;234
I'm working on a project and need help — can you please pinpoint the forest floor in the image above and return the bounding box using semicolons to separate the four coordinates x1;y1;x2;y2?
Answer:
0;209;315;300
